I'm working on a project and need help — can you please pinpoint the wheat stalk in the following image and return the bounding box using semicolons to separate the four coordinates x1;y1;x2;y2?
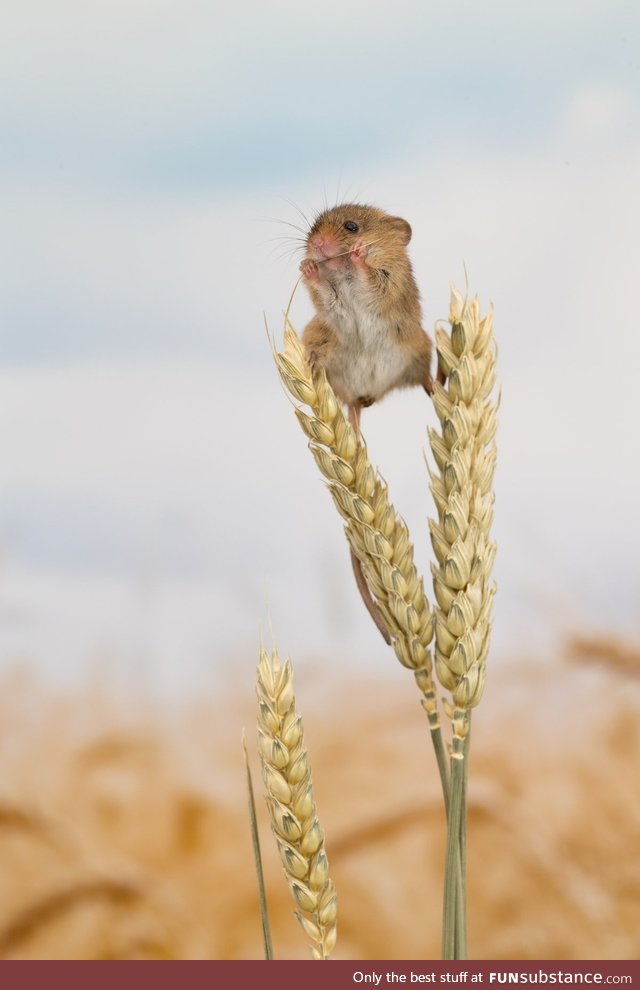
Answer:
427;285;498;959
274;326;443;738
256;645;337;960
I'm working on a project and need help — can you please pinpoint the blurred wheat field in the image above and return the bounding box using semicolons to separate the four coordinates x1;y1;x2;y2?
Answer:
0;637;638;960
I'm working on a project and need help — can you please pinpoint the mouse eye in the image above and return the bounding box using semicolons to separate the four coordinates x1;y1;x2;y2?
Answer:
343;220;359;233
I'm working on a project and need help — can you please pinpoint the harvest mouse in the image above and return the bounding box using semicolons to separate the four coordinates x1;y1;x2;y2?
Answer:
299;202;444;643
299;202;442;434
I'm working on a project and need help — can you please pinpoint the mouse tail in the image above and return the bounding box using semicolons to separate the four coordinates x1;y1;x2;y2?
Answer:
350;549;392;645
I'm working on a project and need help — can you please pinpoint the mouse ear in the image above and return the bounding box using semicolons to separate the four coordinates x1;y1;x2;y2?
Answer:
387;216;412;245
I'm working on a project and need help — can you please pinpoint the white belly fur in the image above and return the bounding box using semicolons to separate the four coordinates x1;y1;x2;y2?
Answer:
326;293;411;403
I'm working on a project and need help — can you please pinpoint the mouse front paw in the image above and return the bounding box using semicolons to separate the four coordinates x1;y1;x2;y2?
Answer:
350;240;370;269
300;258;320;282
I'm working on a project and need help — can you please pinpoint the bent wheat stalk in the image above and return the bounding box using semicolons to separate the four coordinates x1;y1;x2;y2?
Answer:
256;646;337;960
274;326;449;799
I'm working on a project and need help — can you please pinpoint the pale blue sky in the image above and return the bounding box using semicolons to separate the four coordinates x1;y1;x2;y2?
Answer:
1;1;639;691
2;1;639;361
2;2;638;190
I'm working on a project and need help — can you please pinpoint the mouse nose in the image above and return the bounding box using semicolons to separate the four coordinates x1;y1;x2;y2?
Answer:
309;231;338;259
310;232;327;255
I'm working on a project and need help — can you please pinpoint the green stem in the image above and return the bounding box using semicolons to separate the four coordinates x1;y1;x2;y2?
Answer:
430;721;451;813
419;685;451;812
242;734;274;960
442;745;467;960
451;718;471;957
459;717;471;951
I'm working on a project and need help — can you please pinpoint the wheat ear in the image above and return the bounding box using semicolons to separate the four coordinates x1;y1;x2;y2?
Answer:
428;285;498;959
428;285;497;740
274;326;442;735
256;646;337;960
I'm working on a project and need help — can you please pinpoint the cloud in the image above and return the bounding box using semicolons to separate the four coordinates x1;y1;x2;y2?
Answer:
563;82;637;143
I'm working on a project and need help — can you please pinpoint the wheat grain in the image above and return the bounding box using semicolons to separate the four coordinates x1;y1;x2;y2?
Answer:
256;645;337;960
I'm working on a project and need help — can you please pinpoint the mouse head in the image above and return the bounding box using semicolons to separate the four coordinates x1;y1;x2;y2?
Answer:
306;203;412;264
